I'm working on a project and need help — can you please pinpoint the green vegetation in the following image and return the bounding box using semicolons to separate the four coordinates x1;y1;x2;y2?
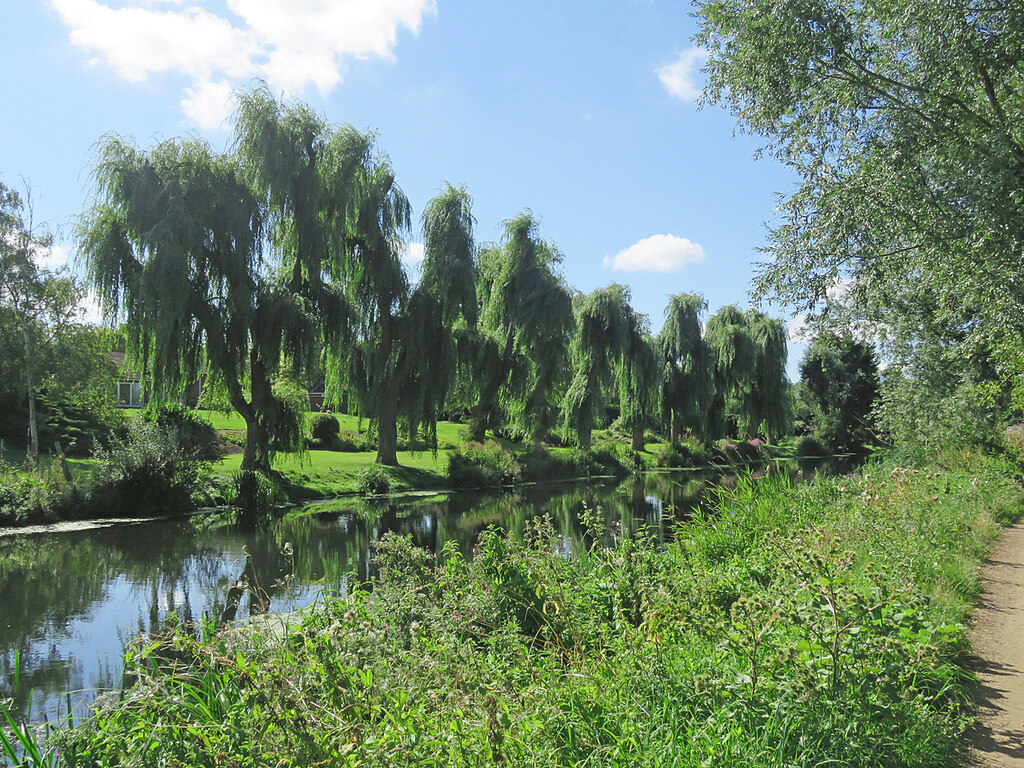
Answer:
696;0;1024;437
21;447;1017;766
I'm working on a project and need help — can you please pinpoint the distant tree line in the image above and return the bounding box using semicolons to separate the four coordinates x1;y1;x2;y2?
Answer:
77;85;793;471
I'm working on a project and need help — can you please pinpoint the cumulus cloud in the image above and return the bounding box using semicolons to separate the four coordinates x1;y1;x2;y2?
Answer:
51;0;435;128
38;243;71;271
603;234;705;273
402;242;425;265
657;47;707;103
787;313;810;343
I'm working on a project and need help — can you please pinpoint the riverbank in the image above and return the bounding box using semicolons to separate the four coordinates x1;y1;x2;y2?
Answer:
10;446;1017;766
1;421;805;527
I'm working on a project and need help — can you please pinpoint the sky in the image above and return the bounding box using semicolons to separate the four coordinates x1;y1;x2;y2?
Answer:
0;0;807;375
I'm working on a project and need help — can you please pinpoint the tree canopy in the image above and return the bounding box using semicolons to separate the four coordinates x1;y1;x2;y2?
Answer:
697;0;1024;419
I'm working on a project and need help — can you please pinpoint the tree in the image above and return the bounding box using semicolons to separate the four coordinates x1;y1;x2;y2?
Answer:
0;184;83;460
705;306;790;440
618;328;662;451
696;0;1024;418
562;284;638;450
341;154;413;466
798;332;880;451
657;293;714;444
467;214;573;447
344;181;478;465
81;134;327;474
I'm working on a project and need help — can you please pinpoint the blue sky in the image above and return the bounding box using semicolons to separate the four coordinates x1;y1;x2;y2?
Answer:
0;0;806;374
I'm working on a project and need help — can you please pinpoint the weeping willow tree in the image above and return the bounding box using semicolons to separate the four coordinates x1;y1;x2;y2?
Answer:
705;305;790;440
401;183;478;447
562;284;637;450
618;327;662;451
705;305;758;439
342;155;413;466
747;311;790;439
466;214;573;447
657;293;715;444
82;136;314;474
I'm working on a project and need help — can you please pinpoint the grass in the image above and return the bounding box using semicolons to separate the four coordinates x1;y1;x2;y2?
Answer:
25;445;1022;767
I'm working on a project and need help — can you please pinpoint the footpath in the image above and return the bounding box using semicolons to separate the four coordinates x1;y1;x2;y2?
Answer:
970;520;1024;766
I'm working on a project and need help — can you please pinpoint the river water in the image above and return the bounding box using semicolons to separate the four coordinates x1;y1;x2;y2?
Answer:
0;462;831;727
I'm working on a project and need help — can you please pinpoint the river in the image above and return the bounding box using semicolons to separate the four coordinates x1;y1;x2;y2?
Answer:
0;461;837;727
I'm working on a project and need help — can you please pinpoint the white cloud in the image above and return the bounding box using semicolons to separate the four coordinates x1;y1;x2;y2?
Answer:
182;78;235;129
51;0;435;126
402;242;425;264
787;313;810;343
603;234;705;273
38;243;71;271
657;47;707;103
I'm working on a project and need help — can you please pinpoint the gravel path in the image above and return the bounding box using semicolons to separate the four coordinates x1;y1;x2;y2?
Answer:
969;521;1024;767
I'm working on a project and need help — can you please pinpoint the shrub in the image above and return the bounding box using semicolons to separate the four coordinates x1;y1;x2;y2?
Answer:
657;442;711;468
90;418;215;515
447;442;522;489
310;413;341;447
358;464;393;496
796;435;827;457
144;403;222;461
0;462;66;524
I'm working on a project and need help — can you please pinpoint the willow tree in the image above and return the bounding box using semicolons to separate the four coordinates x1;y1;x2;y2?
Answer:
619;328;662;451
705;305;789;440
83;137;304;472
657;293;714;444
467;213;573;446
746;311;790;440
562;284;636;450
342;156;413;465
402;183;478;447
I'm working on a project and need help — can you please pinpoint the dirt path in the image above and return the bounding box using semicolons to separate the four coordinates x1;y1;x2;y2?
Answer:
969;521;1024;766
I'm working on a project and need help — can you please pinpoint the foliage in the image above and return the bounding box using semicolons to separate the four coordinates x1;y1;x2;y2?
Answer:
468;215;574;447
797;332;881;452
81;86;350;475
90;418;215;516
45;448;1022;766
876;345;1001;448
357;463;394;496
696;0;1024;431
144;403;221;461
0;461;70;525
0;183;85;461
447;441;522;489
562;284;637;449
658;293;715;444
705;306;790;440
309;413;340;447
657;441;712;469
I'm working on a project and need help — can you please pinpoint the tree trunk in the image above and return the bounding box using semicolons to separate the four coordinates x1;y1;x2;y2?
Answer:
22;326;38;462
577;409;593;451
631;426;646;451
238;356;274;474
376;391;400;466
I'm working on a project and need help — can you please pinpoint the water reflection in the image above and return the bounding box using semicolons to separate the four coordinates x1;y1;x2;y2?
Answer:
0;461;834;726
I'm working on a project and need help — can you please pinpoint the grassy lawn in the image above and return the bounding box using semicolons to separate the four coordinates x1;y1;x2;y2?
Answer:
213;447;452;495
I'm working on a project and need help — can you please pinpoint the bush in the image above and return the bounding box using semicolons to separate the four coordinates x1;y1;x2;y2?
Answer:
0;462;68;524
310;413;341;447
657;442;711;468
358;464;393;496
447;442;522;489
796;435;827;457
90;418;215;516
144;403;222;461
